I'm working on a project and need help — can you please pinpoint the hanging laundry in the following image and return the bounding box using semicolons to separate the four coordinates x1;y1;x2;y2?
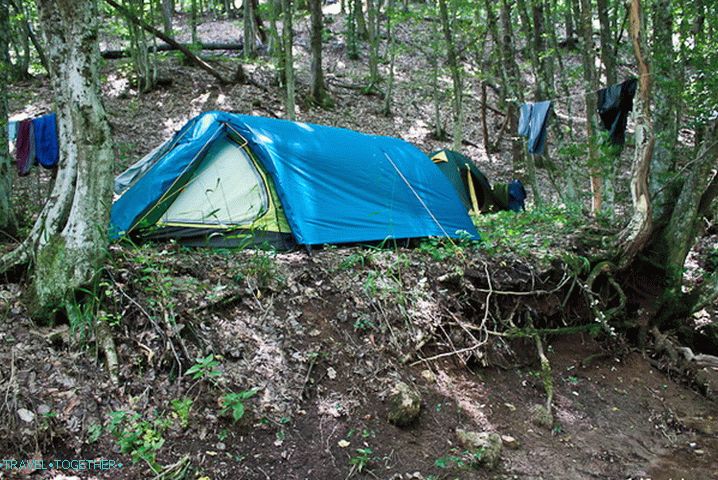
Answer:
597;78;637;146
15;119;35;176
7;121;18;142
518;100;552;155
33;113;59;169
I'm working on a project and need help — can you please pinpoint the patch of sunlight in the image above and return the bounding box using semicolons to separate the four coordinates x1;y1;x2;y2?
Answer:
190;92;211;115
323;3;341;15
105;73;129;98
216;93;226;106
296;122;314;132
163;116;188;138
404;119;430;143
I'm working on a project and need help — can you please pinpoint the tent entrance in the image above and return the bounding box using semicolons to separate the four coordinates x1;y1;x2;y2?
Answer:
158;135;269;228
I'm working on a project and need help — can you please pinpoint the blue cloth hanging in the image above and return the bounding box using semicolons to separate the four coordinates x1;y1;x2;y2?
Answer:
32;113;59;168
7;121;18;142
518;100;552;155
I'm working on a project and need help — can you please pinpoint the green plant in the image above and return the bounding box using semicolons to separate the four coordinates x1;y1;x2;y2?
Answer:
220;388;260;422
107;411;171;473
349;447;374;473
353;316;377;333
185;354;222;381
171;398;193;428
87;423;103;443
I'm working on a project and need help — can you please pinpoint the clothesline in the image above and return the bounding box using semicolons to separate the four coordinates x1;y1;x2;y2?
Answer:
517;71;650;106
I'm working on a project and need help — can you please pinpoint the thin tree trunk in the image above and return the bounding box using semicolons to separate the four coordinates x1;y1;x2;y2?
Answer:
309;0;330;107
0;0;15;234
244;0;256;58
191;0;198;43
6;0;114;319
282;0;296;119
597;0;616;85
382;0;394;115
649;0;679;225
161;0;173;34
579;0;601;214
438;0;463;151
617;0;653;266
346;0;359;59
366;0;380;87
354;0;367;39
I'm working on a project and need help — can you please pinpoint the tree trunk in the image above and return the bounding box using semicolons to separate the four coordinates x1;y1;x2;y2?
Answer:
282;0;296;119
161;0;173;34
366;0;380;87
345;0;359;59
596;0;616;85
438;0;462;151
498;0;528;182
244;0;257;58
616;0;653;266
382;0;394;116
579;0;601;214
191;0;198;43
8;0;114;319
0;0;15;234
309;0;331;107
354;0;367;40
648;0;679;225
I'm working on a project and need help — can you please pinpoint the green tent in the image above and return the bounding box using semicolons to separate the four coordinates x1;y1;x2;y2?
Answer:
429;149;494;214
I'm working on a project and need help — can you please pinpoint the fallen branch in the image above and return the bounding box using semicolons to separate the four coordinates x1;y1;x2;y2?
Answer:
105;0;229;84
101;42;245;59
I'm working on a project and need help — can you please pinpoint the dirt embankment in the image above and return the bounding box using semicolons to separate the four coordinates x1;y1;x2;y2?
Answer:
1;246;716;479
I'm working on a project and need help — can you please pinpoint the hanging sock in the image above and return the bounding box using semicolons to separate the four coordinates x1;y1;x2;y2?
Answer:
33;113;59;169
597;78;637;146
15;119;35;176
518;100;552;155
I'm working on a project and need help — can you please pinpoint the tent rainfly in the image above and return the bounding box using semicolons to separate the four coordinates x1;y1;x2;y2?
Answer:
110;112;479;247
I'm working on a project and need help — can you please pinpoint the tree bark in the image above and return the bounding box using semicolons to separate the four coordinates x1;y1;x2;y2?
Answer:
309;0;331;107
0;0;15;235
282;0;296;119
617;0;653;266
5;0;114;319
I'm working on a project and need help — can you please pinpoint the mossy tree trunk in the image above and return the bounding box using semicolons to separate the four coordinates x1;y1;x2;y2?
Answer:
0;0;15;235
0;0;113;320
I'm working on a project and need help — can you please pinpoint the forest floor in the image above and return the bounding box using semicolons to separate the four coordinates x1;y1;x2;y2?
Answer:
1;246;717;479
2;9;718;480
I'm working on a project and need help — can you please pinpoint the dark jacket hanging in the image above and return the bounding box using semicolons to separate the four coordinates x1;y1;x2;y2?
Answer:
597;78;637;146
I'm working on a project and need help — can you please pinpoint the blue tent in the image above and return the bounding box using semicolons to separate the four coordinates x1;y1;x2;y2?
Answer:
110;111;478;246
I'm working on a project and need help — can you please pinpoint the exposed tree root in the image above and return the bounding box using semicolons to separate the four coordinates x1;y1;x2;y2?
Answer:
95;318;119;384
